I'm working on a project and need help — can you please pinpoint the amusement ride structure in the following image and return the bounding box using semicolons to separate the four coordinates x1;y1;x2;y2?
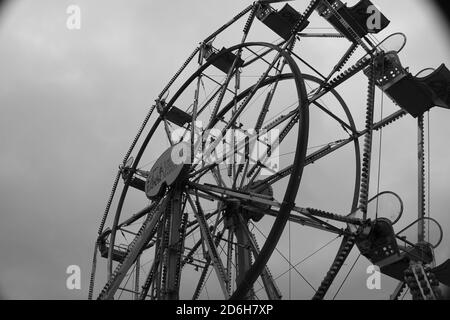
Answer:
88;0;450;300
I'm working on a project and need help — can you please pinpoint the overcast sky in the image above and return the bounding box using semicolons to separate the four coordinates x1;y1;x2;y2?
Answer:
0;0;449;299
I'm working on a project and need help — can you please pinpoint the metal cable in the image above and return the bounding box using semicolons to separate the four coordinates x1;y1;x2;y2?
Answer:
375;82;385;220
332;253;361;299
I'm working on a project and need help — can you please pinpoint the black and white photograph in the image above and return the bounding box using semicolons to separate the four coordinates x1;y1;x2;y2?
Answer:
0;0;449;306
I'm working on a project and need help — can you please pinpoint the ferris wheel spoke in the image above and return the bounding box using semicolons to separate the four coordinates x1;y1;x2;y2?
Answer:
250;221;317;294
185;208;224;240
253;235;341;296
202;73;235;95
186;193;230;299
192;259;212;300
191;108;297;181
98;199;167;300
253;79;278;131
189;163;218;181
243;46;283;73
196;83;223;120
186;187;219;202
191;131;269;177
242;204;346;236
168;88;222;147
188;182;358;235
211;164;227;188
117;201;159;229
104;194;166;278
252;135;353;189
234;214;282;299
310;100;353;133
189;182;276;207
225;229;234;295
252;108;407;189
181;238;203;268
163;119;174;146
185;207;223;229
253;55;289;131
150;220;165;299
207;57;241;125
262;108;299;131
139;247;161;300
246;112;300;186
188;74;306;182
202;51;284;158
190;141;247;178
168;75;233;147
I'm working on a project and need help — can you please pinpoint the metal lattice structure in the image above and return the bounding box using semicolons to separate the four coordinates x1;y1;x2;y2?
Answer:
89;0;450;300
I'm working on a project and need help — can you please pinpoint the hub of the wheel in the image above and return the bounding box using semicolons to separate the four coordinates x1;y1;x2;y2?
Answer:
243;182;273;222
221;182;274;225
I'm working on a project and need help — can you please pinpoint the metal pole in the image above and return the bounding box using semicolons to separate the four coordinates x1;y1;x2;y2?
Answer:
163;187;184;300
234;218;253;300
418;115;426;243
134;256;140;300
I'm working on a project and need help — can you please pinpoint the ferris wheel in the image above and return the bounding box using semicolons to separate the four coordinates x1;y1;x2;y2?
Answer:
88;0;450;300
